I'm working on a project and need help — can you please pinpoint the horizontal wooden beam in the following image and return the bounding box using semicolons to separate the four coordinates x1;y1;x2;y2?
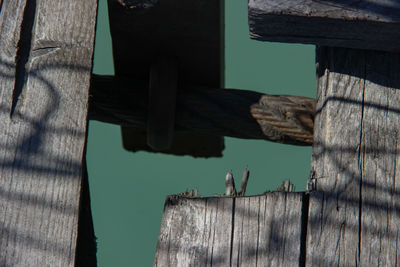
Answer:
249;0;400;51
89;75;314;146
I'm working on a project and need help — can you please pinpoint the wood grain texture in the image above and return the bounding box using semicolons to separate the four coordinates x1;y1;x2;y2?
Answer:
89;75;315;146
0;0;97;266
154;193;304;266
232;193;304;266
154;197;233;266
307;47;400;266
249;0;400;51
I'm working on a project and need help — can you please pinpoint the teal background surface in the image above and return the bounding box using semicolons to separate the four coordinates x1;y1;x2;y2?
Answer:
88;0;316;266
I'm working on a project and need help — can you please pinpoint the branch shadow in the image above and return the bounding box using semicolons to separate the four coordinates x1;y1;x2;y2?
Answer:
0;57;93;263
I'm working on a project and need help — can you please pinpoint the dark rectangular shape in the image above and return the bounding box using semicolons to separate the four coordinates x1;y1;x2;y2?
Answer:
108;0;225;157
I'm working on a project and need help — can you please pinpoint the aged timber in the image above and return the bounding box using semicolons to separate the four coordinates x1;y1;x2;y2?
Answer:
154;193;305;266
89;75;315;146
0;0;97;266
249;0;400;52
307;47;400;266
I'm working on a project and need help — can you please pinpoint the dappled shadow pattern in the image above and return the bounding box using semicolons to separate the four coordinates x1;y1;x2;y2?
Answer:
0;53;94;265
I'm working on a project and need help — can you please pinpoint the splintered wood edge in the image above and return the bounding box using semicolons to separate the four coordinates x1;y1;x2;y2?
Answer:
154;192;309;266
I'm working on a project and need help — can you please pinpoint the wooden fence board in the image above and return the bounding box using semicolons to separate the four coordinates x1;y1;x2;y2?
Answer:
306;47;400;266
0;0;97;266
249;0;400;51
154;197;233;266
154;193;304;266
232;193;304;266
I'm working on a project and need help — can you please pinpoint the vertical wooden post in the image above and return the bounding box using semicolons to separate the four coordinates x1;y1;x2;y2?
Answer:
307;47;400;266
0;0;97;265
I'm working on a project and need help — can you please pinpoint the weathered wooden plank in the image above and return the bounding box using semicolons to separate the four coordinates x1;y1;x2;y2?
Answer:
154;193;305;266
306;47;400;266
89;75;315;146
107;0;225;157
0;0;97;266
232;193;304;266
249;0;400;51
154;196;233;266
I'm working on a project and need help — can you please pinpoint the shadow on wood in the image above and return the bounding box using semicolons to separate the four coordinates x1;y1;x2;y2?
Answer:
0;0;97;265
307;47;400;266
154;193;306;267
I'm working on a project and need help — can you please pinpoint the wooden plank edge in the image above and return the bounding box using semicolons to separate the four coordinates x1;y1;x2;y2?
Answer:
249;2;400;52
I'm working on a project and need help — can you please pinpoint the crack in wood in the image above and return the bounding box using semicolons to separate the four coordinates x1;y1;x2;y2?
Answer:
357;56;367;263
229;197;236;266
300;192;309;267
31;45;60;58
11;0;36;118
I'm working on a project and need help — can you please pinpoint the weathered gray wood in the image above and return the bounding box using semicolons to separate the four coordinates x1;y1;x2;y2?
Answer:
232;193;304;266
249;0;400;52
154;197;233;266
108;0;225;157
0;0;97;266
89;75;315;146
307;47;400;266
238;168;249;196
154;193;305;266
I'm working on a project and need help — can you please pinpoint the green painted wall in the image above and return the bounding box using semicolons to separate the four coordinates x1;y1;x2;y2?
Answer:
88;0;315;266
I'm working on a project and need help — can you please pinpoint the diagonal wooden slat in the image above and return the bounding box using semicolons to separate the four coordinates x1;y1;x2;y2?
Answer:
0;0;97;265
